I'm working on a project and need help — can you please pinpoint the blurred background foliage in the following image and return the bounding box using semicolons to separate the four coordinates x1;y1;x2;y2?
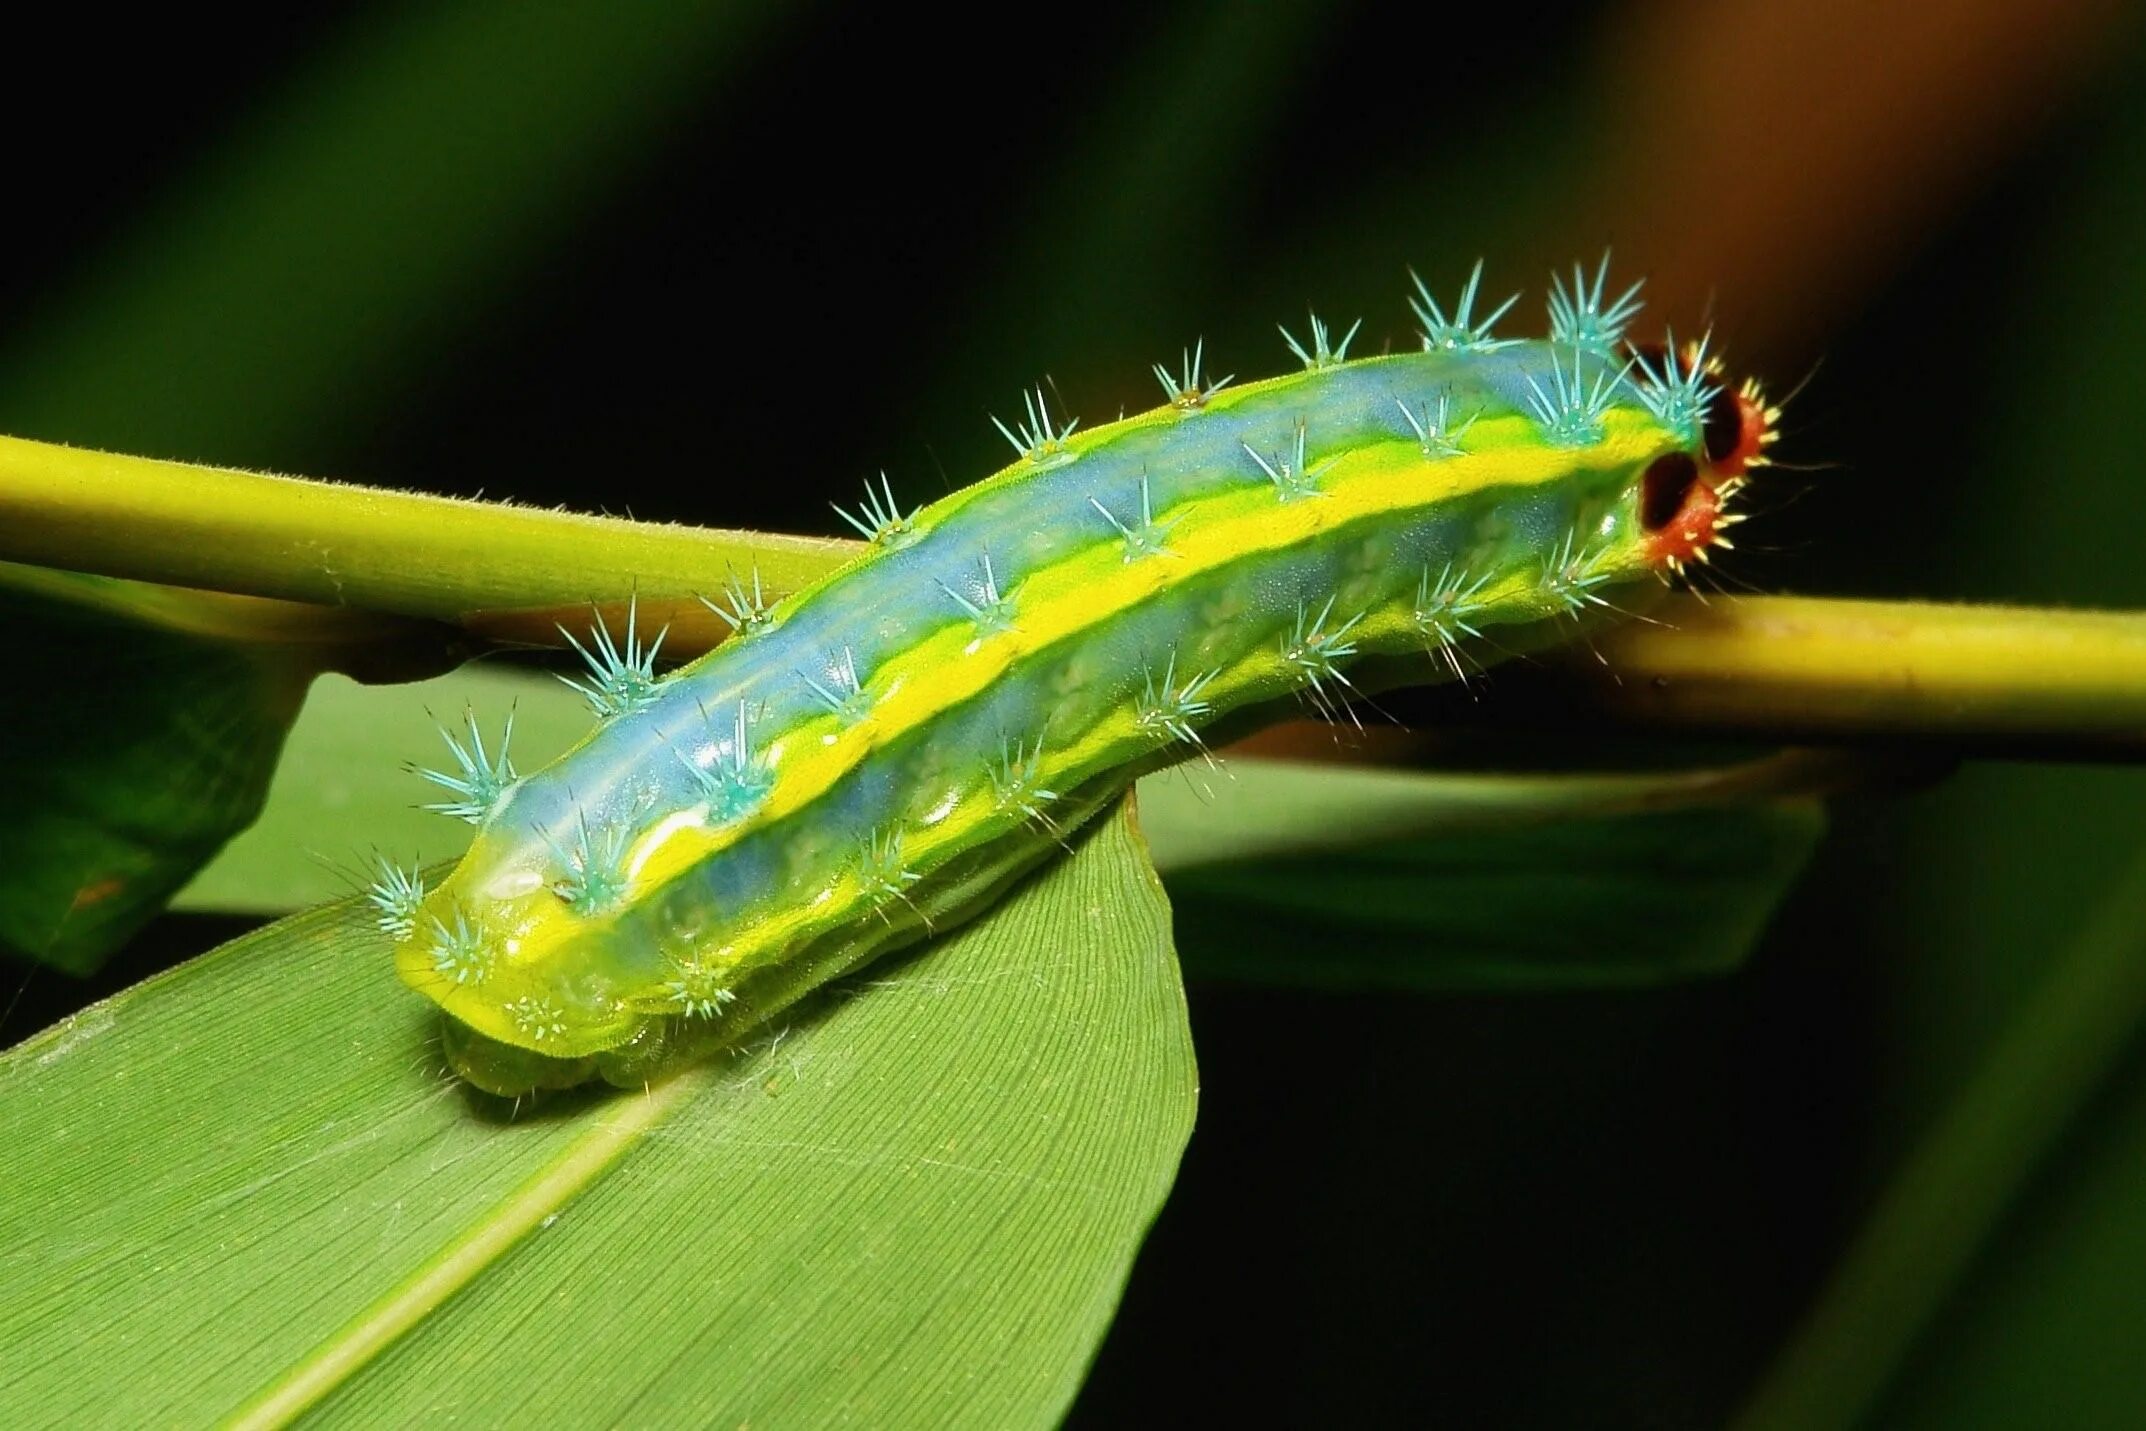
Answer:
3;0;2145;1423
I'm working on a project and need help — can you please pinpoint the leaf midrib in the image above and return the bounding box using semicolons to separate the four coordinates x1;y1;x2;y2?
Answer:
225;1066;709;1428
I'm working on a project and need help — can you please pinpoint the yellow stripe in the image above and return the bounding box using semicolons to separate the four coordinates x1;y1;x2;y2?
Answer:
615;409;1661;899
901;355;1609;539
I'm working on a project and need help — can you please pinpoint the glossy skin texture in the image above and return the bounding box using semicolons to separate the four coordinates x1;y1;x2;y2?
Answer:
394;311;1752;1095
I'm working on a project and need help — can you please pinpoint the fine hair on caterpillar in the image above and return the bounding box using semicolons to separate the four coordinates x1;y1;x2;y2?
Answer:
374;255;1778;1096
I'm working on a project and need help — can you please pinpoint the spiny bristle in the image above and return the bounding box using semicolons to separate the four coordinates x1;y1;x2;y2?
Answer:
558;599;665;719
1089;472;1176;561
937;552;1016;634
799;646;871;723
1547;252;1645;353
1413;561;1492;683
1282;596;1364;722
1409;258;1519;354
989;734;1058;825
503;995;568;1043
1135;652;1220;746
544;813;631;915
663;954;736;1019
858;826;922;911
415;708;518;824
1742;376;1786;434
701;564;773;635
1524;346;1623;448
1153;339;1232;410
1395;393;1477;459
1632;329;1721;447
1748;376;1786;442
679;699;774;821
427;907;490;984
992;386;1079;466
1539;530;1614;617
831;472;919;548
1413;562;1492;644
364;856;427;937
1243;419;1331;502
1280;311;1362;371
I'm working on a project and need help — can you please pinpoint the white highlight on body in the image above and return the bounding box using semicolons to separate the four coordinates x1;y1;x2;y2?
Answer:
627;808;710;884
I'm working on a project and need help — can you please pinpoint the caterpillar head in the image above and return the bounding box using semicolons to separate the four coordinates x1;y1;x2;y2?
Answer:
1629;336;1776;577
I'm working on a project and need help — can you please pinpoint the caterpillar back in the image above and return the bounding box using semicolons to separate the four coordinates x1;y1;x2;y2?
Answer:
376;258;1777;1095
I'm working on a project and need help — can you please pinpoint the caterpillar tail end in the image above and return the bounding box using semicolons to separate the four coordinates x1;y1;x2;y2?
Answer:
439;1016;598;1097
438;1008;690;1096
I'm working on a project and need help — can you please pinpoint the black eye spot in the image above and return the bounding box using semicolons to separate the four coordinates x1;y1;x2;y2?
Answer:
1702;384;1743;465
1641;452;1699;531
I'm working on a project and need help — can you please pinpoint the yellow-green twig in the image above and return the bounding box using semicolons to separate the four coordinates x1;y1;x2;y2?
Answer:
1493;596;2146;760
8;432;2146;757
0;434;855;640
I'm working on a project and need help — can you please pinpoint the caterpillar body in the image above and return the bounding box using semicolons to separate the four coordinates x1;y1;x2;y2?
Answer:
377;261;1775;1096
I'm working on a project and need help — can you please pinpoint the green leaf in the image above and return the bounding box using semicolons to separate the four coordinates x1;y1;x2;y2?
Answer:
0;800;1193;1428
0;571;344;972
176;666;597;915
1141;758;1824;989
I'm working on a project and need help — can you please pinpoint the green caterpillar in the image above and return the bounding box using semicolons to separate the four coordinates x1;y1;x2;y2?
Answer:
372;258;1774;1096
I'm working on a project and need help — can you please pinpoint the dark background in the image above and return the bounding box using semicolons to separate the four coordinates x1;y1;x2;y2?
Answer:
4;2;2144;1424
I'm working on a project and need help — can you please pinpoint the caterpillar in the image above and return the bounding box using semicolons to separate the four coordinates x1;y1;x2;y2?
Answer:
372;257;1776;1096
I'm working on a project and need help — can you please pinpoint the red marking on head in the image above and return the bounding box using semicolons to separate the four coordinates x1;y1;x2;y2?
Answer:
1642;368;1772;571
1640;451;1721;566
1647;481;1721;566
1713;387;1772;477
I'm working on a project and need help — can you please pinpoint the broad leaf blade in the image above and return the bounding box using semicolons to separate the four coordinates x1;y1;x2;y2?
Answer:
0;573;319;972
176;665;597;915
1142;758;1823;988
0;802;1193;1428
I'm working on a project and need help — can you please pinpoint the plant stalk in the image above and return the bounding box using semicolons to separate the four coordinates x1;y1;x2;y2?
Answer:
0;433;853;640
7;432;2146;756
1460;596;2146;761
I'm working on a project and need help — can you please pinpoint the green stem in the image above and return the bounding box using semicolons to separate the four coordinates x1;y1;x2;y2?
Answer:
1471;596;2146;760
1733;845;2146;1430
0;433;855;639
8;432;2146;756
